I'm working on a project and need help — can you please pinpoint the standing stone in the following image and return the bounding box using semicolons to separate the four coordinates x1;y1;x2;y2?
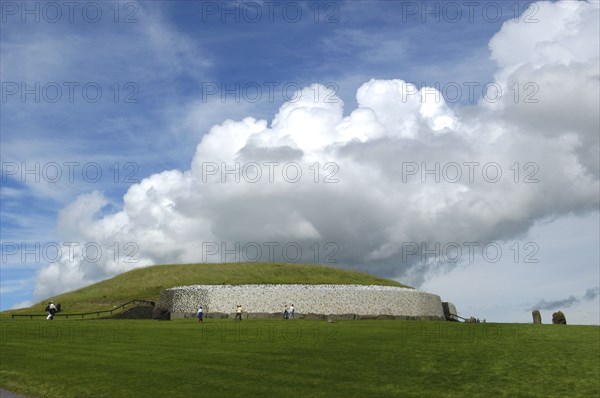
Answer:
532;309;542;324
552;311;567;325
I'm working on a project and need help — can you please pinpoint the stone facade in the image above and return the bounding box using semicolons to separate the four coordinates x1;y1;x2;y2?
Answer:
159;284;447;320
442;302;458;321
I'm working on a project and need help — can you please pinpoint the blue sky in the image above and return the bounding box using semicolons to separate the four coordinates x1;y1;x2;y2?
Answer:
1;1;598;324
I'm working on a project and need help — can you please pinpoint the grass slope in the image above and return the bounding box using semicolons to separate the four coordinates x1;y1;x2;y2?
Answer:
8;263;408;314
1;319;598;398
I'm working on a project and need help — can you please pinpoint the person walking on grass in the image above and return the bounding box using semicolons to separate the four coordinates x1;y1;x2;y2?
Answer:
45;301;57;320
235;304;243;321
289;304;295;319
197;306;203;322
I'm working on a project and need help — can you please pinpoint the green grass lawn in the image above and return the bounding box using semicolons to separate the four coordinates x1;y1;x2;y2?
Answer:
8;263;408;315
1;319;598;398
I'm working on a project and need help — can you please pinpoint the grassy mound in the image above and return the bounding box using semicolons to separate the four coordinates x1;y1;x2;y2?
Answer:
8;262;408;314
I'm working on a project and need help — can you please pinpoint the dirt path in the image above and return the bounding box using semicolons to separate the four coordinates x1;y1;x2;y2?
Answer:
0;388;31;398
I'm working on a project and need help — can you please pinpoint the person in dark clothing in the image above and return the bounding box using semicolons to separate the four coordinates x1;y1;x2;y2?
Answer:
45;301;57;320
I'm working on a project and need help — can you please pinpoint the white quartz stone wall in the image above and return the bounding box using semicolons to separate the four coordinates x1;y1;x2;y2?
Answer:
159;284;445;318
447;302;457;317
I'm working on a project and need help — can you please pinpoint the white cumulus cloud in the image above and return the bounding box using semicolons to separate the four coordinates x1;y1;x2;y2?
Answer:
33;1;599;303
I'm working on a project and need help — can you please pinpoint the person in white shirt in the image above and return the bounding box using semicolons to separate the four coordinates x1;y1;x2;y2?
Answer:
289;304;295;319
197;307;204;322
